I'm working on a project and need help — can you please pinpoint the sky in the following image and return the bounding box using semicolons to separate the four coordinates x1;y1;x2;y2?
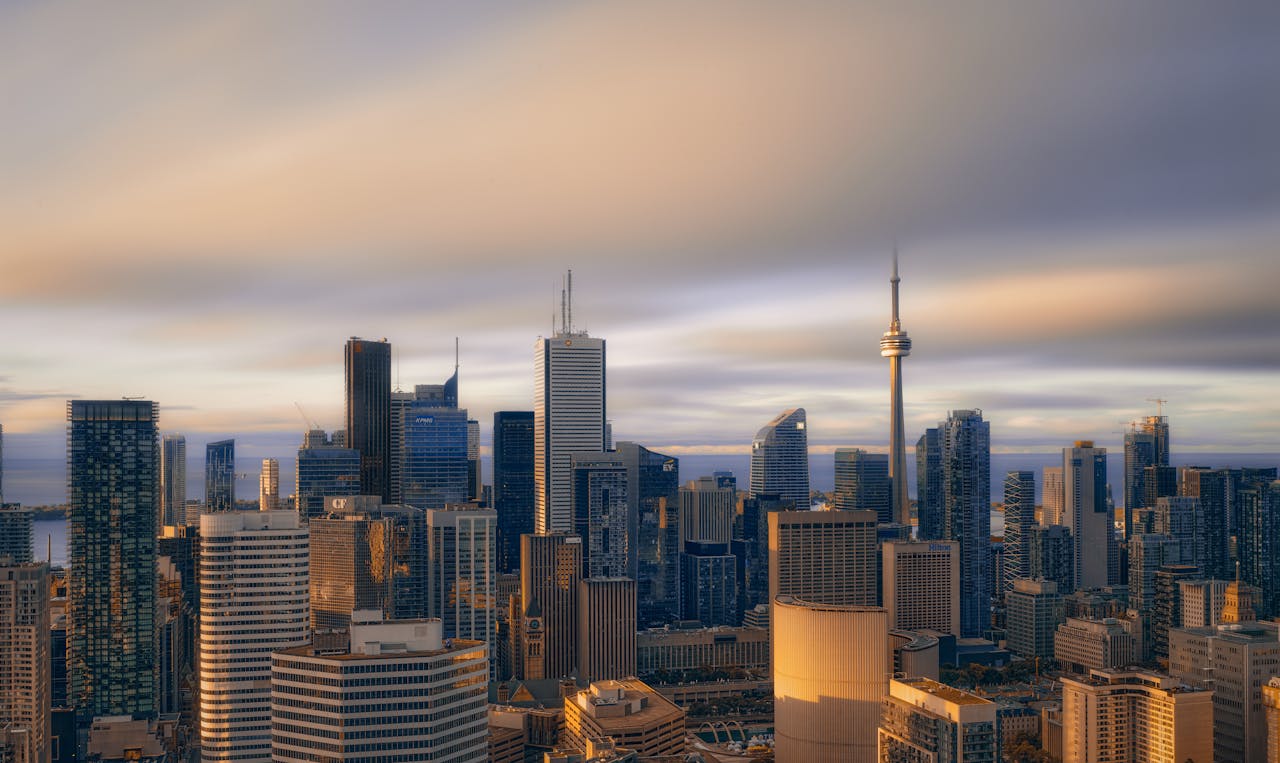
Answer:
1;2;1278;474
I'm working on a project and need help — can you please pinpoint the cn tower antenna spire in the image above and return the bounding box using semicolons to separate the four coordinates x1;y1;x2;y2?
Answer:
891;247;902;331
880;250;913;527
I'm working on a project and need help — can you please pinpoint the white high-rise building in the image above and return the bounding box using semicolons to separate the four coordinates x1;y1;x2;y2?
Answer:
271;617;488;763
199;510;309;763
534;277;605;535
749;408;809;508
1065;442;1115;590
160;434;186;527
258;458;279;512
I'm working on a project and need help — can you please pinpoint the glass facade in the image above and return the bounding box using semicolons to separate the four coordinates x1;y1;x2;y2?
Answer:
309;515;394;631
833;448;891;522
619;443;679;626
345;338;392;502
294;434;360;518
67;399;159;720
749;408;809;508
401;399;469;510
204;439;234;512
941;409;991;638
492;412;535;574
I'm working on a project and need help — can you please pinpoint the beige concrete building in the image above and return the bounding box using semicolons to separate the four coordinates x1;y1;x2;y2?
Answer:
882;540;960;635
773;596;889;763
878;677;998;762
1005;578;1063;659
636;625;768;674
678;476;735;546
1059;669;1213;763
1054;617;1136;674
1263;677;1280;763
768;509;877;612
890;629;940;681
1179;578;1227;627
0;561;48;763
563;680;684;760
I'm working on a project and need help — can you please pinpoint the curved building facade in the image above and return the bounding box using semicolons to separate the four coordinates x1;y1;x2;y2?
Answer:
749;408;809;508
773;596;889;763
199;510;309;763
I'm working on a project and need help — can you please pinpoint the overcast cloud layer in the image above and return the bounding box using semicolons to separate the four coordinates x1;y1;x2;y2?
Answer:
1;2;1277;469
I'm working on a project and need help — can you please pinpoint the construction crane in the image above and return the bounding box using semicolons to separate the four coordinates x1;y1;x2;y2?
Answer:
294;402;321;432
1146;397;1168;417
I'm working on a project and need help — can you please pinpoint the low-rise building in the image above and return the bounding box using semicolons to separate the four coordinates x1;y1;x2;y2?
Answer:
1054;617;1136;674
878;677;998;762
563;680;684;760
636;625;769;675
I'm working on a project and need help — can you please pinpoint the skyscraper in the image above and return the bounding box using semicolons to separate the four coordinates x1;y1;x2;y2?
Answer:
1059;670;1212;763
467;418;481;501
678;475;735;548
1239;479;1280;617
1122;415;1167;540
204;439;235;512
577;578;637;683
882;540;960;635
1042;466;1064;526
258;458;279;511
570;452;629;579
345;337;392;502
1178;467;1233;580
1002;471;1036;598
160;434;186;527
915;428;943;540
294;430;360;517
534;285;606;535
0;559;50;763
493;412;535;574
616;442;680;626
749;408;809;508
941;409;991;637
425;505;497;648
309;513;394;631
0;504;33;564
1065;441;1115;590
400;384;470;509
518;533;582;680
199;509;309;763
67;399;159;720
680;541;738;626
833;448;891;522
768;510;878;611
880;255;913;527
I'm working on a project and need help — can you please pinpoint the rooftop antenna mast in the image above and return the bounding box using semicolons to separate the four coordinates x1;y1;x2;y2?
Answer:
567;269;574;334
560;275;567;336
454;337;460;374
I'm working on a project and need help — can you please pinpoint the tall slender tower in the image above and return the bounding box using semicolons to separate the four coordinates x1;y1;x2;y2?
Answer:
880;254;912;526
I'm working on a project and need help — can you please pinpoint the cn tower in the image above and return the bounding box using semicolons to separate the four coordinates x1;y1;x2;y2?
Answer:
880;253;912;526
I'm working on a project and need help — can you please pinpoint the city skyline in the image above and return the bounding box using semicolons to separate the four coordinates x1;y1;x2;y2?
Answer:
0;4;1276;466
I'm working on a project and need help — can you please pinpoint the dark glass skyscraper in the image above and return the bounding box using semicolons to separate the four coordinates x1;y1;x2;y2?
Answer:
492;411;535;574
401;384;469;510
204;439;235;512
940;409;991;637
915;428;943;540
833;448;891;522
67;399;159;720
571;452;629;580
345;337;392;502
617;442;679;626
295;431;361;518
1002;471;1035;598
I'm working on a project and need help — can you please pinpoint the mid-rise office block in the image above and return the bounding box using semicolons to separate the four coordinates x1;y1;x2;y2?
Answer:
915;428;943;540
1059;669;1212;763
563;680;684;760
1005;579;1064;660
1178;467;1233;580
257;458;279;511
345;337;392;502
321;497;427;621
159;434;186;528
199;510;309;763
1028;524;1074;591
309;512;393;632
878;677;998;763
773;596;889;763
1263;677;1280;763
518;533;582;680
571;452;629;579
1153;564;1201;659
577;578;636;683
679;542;737;627
67;399;159;720
204;439;235;513
636;626;769;674
1054;617;1136;674
0;561;49;763
940;409;991;637
294;430;360;517
616;443;679;626
493;411;535;574
1065;441;1115;591
1179;578;1228;628
768;510;877;614
426;505;496;647
881;540;959;635
833;449;890;522
534;320;606;535
749;408;809;508
1002;471;1036;598
271;618;488;763
678;476;735;547
0;505;33;564
1153;496;1203;568
1169;618;1280;763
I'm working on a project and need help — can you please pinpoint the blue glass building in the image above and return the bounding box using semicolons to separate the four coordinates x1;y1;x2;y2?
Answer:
295;431;360;518
940;409;991;638
204;439;235;512
492;411;535;574
401;384;469;510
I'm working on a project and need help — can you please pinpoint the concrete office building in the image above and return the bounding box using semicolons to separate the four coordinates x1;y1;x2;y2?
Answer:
678;476;735;547
1059;669;1212;763
0;561;49;763
271;617;488;763
67;399;159;720
577;578;636;683
1179;578;1228;628
773;596;889;763
881;540;959;635
940;409;991;637
1005;579;1064;660
636;626;769;674
426;506;496;649
534;286;606;535
563;680;684;760
749;409;809;508
199;510;309;763
1054;617;1136;674
878;677;998;763
768;510;877;614
1168;618;1280;763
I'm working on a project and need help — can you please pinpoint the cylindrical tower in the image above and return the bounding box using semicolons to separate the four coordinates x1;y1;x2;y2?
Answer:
880;255;912;526
773;595;889;763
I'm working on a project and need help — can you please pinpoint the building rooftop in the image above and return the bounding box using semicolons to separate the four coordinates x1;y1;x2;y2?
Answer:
898;677;992;706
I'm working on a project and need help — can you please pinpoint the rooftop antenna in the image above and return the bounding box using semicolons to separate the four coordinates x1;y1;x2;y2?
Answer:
560;275;567;336
454;337;460;374
890;247;901;332
567;269;574;334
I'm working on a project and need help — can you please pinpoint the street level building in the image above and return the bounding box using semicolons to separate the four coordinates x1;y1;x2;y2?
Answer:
878;677;997;763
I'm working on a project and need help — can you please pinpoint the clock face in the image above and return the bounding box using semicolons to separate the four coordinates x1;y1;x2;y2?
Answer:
528;619;541;630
